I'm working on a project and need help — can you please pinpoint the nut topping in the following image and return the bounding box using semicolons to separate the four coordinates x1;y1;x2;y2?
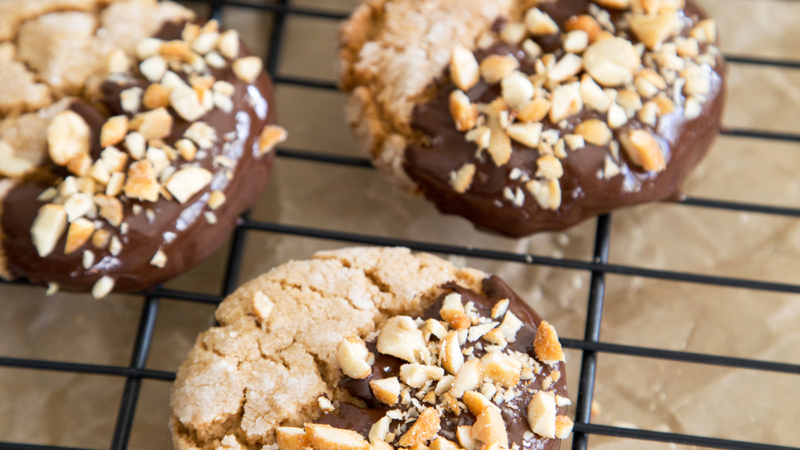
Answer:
64;218;94;254
684;97;702;119
574;119;613;146
517;98;551;123
487;124;511;167
548;81;582;123
451;46;480;91
480;352;522;388
501;72;535;109
533;321;565;365
439;293;471;329
259;125;288;155
583;37;641;87
208;190;227;210
100;116;129;148
457;426;479;450
31;204;67;257
498;311;524;342
377;316;426;363
527;391;557;438
398;408;440;447
370;377;402;406
555;416;575;439
580;74;613;112
439;331;464;375
277;427;308;450
627;12;680;49
124;132;147;160
616;89;643;117
548;54;583;84
338;336;373;379
450;90;478;132
130;108;173;140
91;276;115;299
431;438;459;450
506;123;542;148
500;22;527;45
323;285;574;446
526;178;561;211
124;160;160;202
566;15;603;42
369;417;391;444
535;154;563;179
607;103;628;129
450;163;476;194
525;9;559;35
165;167;213;203
94;194;124;227
218;30;240;59
232;56;263;83
48;111;90;166
564;30;589;53
0;140;39;177
470;405;508;448
449;359;483;398
692;19;717;43
619;129;665;172
143;83;171;109
251;291;274;321
136;38;163;60
305;424;370;450
480;55;519;85
594;0;630;8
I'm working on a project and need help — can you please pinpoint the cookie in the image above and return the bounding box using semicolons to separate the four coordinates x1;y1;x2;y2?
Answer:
340;0;725;237
0;0;288;296
169;247;571;450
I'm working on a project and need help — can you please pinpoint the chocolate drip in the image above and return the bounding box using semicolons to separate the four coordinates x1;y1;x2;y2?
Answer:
403;0;726;237
0;21;276;292
321;277;567;450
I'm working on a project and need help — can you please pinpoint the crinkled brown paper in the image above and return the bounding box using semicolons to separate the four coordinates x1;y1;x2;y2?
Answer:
2;0;800;448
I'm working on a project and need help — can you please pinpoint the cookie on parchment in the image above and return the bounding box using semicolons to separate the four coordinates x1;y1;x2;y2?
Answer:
0;0;288;296
340;0;725;237
169;247;572;450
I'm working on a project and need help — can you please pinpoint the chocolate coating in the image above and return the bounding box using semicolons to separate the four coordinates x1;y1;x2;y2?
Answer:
1;21;277;292
321;276;568;449
404;0;726;237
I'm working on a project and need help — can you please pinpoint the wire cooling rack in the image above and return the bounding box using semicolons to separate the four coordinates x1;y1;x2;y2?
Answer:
2;0;800;450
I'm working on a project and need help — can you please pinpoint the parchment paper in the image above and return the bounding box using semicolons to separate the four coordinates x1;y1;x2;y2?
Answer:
2;0;800;448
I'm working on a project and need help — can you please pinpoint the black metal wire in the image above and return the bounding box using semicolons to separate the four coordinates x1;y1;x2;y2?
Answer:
110;296;161;450
573;424;800;450
1;1;800;450
242;220;800;296
572;215;612;450
0;357;175;381
0;443;92;450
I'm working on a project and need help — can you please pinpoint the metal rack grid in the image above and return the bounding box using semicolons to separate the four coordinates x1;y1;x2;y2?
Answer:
1;1;800;450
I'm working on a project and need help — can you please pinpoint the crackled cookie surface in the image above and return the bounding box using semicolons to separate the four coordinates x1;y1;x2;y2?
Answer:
340;0;725;237
0;0;287;296
170;247;572;450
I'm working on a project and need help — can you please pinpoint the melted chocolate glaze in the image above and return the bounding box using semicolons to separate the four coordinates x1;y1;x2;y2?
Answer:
323;276;567;449
404;0;726;237
1;21;276;292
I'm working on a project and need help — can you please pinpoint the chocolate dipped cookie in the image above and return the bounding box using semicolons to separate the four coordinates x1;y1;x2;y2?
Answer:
170;247;572;450
0;0;287;297
340;0;725;237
